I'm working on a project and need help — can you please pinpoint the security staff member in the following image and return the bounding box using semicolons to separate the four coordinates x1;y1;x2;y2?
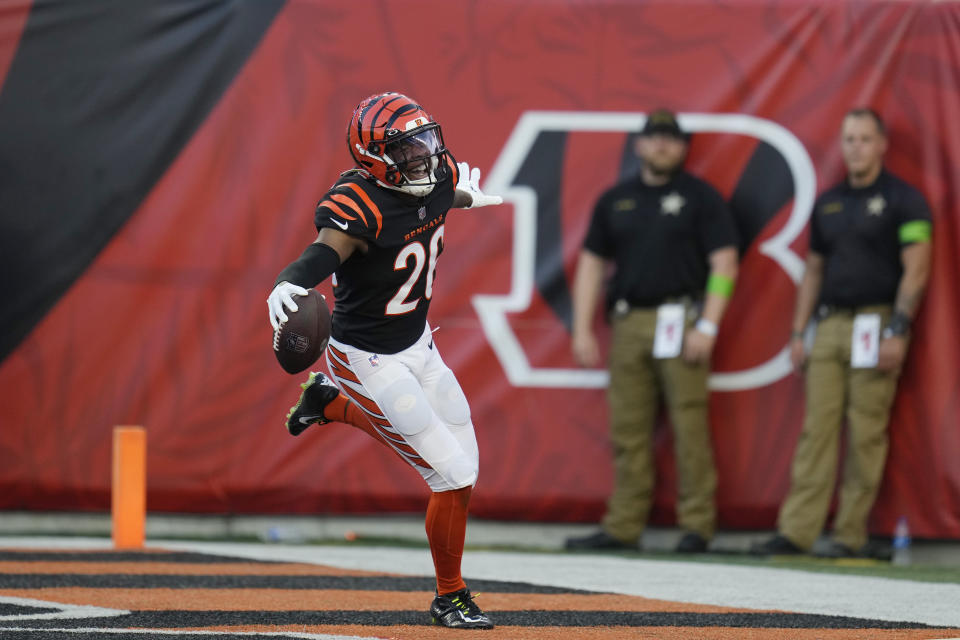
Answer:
565;109;739;553
752;108;933;558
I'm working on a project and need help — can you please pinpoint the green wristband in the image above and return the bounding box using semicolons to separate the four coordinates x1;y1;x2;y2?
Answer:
899;220;932;244
706;273;735;299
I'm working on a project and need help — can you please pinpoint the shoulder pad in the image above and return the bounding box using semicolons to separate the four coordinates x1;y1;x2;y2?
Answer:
315;179;384;239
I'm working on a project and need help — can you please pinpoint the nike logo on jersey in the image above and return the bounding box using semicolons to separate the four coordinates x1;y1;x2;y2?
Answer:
428;339;434;350
329;217;349;230
299;415;325;425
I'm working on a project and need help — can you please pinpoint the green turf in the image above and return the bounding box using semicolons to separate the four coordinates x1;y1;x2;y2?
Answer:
631;549;960;584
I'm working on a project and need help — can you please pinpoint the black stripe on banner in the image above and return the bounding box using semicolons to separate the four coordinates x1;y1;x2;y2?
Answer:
0;0;285;362
0;610;943;630
728;141;795;252
511;130;573;330
0;573;594;593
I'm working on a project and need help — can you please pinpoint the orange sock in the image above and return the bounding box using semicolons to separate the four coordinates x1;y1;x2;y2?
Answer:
323;394;369;431
426;486;472;595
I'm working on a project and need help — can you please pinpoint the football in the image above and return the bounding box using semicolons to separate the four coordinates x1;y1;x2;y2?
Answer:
272;289;331;374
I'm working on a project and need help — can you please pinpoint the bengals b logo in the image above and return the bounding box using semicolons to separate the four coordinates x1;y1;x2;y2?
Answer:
474;111;816;391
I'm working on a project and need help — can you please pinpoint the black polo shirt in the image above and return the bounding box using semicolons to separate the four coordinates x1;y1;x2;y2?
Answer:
811;170;932;307
583;171;738;309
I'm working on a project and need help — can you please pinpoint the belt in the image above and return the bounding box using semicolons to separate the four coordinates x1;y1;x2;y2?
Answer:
613;295;702;316
817;303;892;319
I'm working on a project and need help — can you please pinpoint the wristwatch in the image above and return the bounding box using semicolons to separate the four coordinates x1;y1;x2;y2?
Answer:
695;317;718;336
881;311;910;339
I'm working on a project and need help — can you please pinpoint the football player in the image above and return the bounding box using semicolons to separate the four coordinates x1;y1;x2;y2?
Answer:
267;92;502;629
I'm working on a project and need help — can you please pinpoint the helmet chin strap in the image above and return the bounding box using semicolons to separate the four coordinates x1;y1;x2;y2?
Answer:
401;183;436;196
380;180;436;197
364;168;435;196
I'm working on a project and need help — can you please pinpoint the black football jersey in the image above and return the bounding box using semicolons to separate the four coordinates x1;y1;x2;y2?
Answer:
810;170;932;307
583;171;738;308
313;156;460;354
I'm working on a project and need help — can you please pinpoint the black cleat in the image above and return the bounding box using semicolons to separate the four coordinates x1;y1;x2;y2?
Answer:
430;588;494;629
675;532;709;553
814;540;858;559
750;533;805;556
285;371;340;436
565;530;637;551
860;540;893;562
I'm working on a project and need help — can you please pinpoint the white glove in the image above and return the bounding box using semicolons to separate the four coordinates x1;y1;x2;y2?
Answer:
267;281;309;330
457;162;503;208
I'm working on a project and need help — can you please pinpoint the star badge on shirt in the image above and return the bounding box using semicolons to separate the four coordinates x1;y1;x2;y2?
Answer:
660;191;686;216
866;194;886;216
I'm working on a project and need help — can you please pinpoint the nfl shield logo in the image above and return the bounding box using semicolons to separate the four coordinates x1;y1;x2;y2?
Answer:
417;206;426;220
368;354;380;367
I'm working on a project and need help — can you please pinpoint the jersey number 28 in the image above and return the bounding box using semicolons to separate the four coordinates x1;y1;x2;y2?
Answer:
386;226;444;316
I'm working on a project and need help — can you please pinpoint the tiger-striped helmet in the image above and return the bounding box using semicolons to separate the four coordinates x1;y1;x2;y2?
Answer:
347;92;449;197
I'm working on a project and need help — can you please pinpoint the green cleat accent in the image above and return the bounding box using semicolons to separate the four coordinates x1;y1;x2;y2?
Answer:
285;371;340;436
429;588;493;629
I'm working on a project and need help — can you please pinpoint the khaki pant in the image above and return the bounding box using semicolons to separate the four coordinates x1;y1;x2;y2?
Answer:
601;307;716;543
778;306;901;551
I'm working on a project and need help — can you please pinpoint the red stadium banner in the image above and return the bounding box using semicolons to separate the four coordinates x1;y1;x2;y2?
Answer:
1;1;958;539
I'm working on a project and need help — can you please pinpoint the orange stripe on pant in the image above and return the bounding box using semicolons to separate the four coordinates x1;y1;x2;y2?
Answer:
328;359;363;386
336;383;385;417
325;351;432;471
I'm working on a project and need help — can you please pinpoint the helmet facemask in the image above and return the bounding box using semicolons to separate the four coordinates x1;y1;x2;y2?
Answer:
365;124;448;197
